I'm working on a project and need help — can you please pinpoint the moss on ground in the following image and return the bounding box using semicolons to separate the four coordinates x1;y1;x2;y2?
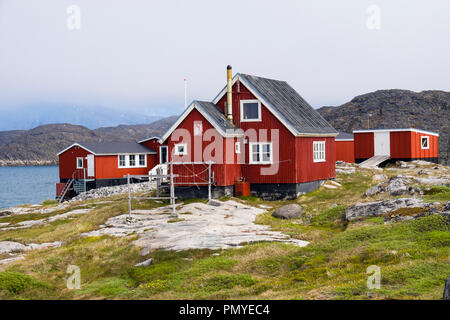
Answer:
0;170;448;299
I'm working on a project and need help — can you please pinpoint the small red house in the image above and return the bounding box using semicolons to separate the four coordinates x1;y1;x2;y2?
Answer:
335;132;355;163
158;66;338;200
353;128;439;164
57;141;158;197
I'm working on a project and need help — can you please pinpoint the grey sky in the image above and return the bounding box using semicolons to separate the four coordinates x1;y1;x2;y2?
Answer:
0;0;449;117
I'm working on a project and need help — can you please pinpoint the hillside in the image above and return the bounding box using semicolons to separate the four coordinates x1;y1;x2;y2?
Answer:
0;161;448;299
317;89;450;164
0;116;177;166
0;104;162;131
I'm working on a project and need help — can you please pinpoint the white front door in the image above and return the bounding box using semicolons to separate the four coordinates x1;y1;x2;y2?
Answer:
87;154;95;177
374;132;390;156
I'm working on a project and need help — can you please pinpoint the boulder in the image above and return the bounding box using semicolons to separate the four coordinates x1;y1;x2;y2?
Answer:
272;204;303;219
135;258;153;267
345;198;429;221
385;175;412;196
365;183;384;197
0;241;27;254
0;211;12;217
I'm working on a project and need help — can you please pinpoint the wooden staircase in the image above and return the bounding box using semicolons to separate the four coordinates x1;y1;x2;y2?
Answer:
359;155;390;168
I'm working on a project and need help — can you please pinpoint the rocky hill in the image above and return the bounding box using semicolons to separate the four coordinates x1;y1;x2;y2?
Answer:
317;90;450;164
0;116;177;166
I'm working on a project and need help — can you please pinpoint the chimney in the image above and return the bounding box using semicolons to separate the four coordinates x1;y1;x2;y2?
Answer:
226;65;233;121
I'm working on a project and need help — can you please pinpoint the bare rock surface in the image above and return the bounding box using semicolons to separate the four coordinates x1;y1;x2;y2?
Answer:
70;181;156;202
272;204;304;219
0;208;92;231
82;200;309;251
0;240;62;256
345;198;433;221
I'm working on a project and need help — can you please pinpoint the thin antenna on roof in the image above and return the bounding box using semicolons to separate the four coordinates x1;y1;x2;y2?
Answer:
184;78;187;109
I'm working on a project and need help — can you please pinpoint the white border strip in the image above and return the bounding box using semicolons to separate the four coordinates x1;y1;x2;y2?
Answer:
353;128;439;137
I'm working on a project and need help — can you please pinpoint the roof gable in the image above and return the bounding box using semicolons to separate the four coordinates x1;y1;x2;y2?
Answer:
160;101;243;143
213;73;337;136
57;141;156;156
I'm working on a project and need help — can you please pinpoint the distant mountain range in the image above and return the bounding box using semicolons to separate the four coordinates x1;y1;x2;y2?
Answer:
0;89;448;166
317;89;449;164
0;104;163;130
0;116;177;166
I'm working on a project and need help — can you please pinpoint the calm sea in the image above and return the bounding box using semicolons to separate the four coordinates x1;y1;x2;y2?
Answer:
0;166;58;209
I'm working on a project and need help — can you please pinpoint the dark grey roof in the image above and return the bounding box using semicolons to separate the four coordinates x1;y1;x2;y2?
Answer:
76;141;156;154
336;132;354;140
195;100;239;133
239;73;337;135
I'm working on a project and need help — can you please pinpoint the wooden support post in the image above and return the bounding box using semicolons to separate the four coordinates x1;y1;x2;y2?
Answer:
156;167;161;198
127;174;132;222
170;162;177;217
208;161;212;201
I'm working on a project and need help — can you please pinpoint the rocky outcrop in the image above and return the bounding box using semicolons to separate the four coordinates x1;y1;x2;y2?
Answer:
345;198;433;221
272;204;304;219
69;182;156;202
364;175;419;197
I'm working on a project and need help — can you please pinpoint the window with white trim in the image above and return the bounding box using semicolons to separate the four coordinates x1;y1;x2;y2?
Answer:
118;154;147;168
118;155;126;167
235;142;241;154
129;155;136;167
313;141;326;162
421;136;429;149
174;143;187;155
76;157;84;169
240;100;261;122
249;142;272;164
139;154;146;166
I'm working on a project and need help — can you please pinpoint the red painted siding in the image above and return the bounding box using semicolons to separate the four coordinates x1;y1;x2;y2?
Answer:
94;155;158;179
166;80;336;186
336;140;355;163
410;131;438;159
216;82;299;184
390;131;412;158
354;132;374;160
58;146;91;179
140;138;165;164
296;137;335;182
59;145;158;180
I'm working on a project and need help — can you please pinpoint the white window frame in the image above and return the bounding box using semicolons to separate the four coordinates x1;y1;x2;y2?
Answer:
240;99;262;122
118;155;126;168
76;157;84;169
235;142;241;154
174;143;188;156
421;136;429;150
249;142;272;164
138;154;146;166
313;141;326;163
117;154;147;168
159;146;168;164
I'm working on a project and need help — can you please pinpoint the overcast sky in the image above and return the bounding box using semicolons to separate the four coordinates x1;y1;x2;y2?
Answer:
0;0;449;116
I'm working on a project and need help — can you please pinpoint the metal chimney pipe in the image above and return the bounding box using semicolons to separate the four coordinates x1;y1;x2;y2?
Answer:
226;65;233;121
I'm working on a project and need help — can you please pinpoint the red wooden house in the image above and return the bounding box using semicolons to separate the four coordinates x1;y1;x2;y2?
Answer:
158;66;338;200
335;132;355;163
353;128;439;164
57;141;158;197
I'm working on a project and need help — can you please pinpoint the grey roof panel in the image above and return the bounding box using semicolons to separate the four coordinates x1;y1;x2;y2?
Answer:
195;100;238;133
336;132;354;140
239;74;337;134
77;141;156;154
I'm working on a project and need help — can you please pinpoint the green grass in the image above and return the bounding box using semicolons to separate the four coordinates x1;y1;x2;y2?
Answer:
422;186;450;202
0;169;448;300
